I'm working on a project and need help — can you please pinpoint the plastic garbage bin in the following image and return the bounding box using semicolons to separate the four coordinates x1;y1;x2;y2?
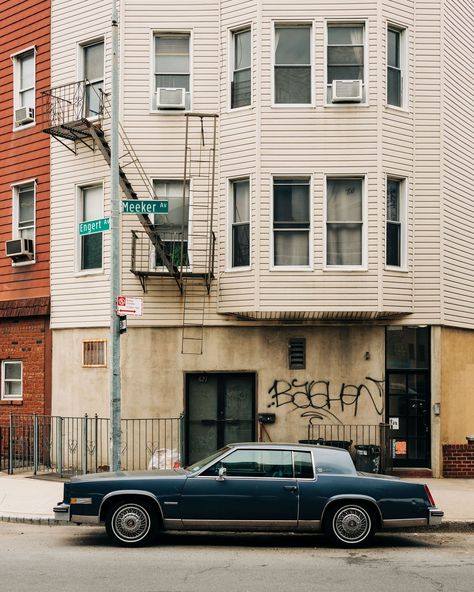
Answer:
323;440;353;451
354;444;381;473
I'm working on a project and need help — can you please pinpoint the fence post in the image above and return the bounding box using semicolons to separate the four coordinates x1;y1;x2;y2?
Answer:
33;414;39;475
8;414;13;475
94;414;98;473
82;414;88;475
179;413;185;467
56;417;63;477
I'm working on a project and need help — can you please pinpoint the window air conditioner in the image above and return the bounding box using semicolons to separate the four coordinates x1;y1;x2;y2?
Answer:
332;80;363;103
156;88;186;109
15;107;35;126
5;238;34;261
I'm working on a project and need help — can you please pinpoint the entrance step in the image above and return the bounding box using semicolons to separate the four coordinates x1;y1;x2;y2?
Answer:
390;467;433;478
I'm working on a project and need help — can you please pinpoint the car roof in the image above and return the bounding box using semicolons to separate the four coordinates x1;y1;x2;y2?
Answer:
227;442;348;453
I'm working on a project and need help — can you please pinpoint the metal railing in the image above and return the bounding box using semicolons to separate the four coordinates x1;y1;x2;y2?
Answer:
0;414;184;477
303;423;392;474
41;80;104;130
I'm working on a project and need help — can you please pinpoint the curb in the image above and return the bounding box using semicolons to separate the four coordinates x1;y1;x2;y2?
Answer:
1;514;474;531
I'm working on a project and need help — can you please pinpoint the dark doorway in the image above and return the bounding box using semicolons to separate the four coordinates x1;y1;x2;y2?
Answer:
185;373;256;465
386;327;431;467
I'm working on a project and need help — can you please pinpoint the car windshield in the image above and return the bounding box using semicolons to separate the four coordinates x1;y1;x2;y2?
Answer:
185;447;230;473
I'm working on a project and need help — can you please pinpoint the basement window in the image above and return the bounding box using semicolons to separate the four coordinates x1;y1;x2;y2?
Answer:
82;340;107;368
288;338;306;369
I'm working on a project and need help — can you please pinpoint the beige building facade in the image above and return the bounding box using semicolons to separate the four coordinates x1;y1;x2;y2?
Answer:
48;0;474;476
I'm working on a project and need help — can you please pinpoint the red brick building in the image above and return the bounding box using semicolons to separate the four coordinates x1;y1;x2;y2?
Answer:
0;0;51;422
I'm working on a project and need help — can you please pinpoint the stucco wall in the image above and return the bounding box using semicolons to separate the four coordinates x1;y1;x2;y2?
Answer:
52;325;386;442
440;327;474;445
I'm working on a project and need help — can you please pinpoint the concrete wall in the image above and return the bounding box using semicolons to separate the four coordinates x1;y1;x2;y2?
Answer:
52;324;386;442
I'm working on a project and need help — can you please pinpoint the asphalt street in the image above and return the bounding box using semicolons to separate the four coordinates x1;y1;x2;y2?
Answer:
1;523;473;592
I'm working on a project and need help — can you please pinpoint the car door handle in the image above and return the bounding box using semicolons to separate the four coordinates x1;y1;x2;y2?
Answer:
283;485;297;492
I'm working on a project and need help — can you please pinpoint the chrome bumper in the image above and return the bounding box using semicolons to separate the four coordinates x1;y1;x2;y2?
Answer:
53;503;70;522
428;508;444;526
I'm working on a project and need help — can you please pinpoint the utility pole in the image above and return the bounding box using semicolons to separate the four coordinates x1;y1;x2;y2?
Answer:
109;0;121;472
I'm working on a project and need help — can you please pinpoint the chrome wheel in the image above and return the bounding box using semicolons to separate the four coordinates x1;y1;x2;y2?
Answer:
325;503;375;547
106;501;156;546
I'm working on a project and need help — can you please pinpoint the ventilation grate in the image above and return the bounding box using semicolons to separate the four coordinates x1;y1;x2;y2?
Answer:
288;338;306;369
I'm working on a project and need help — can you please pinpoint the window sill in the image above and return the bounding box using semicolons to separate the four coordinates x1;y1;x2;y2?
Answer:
385;265;409;273
323;266;368;272
227;105;253;114
270;266;313;272
323;103;369;109
149;109;190;115
12;259;36;268
271;104;314;109
74;269;105;278
12;121;36;132
384;104;410;114
224;266;252;273
0;399;23;405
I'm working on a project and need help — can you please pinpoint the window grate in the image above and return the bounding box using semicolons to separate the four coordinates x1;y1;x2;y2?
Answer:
82;340;107;368
288;338;306;369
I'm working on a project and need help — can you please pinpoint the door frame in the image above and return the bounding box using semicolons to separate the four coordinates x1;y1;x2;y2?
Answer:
184;371;257;465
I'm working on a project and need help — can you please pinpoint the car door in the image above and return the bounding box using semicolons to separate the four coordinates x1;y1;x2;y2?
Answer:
180;448;298;530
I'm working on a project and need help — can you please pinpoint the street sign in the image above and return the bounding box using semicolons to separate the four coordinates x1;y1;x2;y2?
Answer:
117;296;143;317
79;217;110;236
122;199;168;215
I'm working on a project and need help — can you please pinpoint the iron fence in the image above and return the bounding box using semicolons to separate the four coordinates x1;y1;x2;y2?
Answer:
302;423;392;474
0;414;184;477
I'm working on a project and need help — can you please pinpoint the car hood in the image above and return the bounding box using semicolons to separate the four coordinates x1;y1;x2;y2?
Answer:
70;468;188;482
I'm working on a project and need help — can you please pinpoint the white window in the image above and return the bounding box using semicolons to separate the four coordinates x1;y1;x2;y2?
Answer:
387;27;405;108
386;178;406;268
274;24;312;105
79;185;103;271
326;23;365;103
154;33;190;110
12;48;35;127
231;28;251;108
273;179;310;267
326;177;364;266
153;180;190;267
230;179;250;268
13;182;35;241
1;361;23;401
80;39;104;118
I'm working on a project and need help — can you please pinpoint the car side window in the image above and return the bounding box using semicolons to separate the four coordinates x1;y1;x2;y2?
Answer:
293;451;314;479
314;448;356;475
201;449;293;478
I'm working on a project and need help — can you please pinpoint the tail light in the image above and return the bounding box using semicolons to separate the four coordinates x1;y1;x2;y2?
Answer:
424;484;436;506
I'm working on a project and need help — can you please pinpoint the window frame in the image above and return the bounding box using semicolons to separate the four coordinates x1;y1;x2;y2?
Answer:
324;20;368;107
77;37;106;120
151;30;193;113
385;176;407;271
229;26;252;111
151;178;193;270
386;24;407;110
270;176;313;271
11;46;36;131
76;182;104;275
1;360;23;401
272;22;314;108
10;179;36;266
323;174;367;271
82;339;107;368
228;177;251;271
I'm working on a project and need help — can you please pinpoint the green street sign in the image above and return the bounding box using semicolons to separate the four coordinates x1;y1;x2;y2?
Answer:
122;199;168;215
79;217;110;236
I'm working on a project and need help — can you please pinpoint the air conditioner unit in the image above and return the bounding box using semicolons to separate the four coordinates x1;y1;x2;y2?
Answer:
156;88;186;109
15;107;35;126
332;80;363;103
5;238;34;261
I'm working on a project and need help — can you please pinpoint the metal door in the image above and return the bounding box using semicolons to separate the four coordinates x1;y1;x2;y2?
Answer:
185;373;256;465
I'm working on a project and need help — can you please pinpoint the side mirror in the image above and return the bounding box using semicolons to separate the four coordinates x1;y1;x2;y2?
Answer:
216;467;227;481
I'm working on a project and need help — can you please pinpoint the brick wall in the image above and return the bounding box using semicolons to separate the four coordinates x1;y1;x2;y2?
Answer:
442;442;474;478
0;316;51;426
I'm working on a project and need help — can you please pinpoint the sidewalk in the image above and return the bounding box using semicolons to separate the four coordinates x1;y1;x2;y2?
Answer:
0;471;473;528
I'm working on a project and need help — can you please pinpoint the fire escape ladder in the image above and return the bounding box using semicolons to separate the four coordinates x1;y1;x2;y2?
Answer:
179;113;218;355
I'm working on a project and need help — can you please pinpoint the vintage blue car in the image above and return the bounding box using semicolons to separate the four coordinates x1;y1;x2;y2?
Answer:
54;443;443;547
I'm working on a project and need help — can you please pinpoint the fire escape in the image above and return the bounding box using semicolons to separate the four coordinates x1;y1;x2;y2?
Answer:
42;81;217;353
